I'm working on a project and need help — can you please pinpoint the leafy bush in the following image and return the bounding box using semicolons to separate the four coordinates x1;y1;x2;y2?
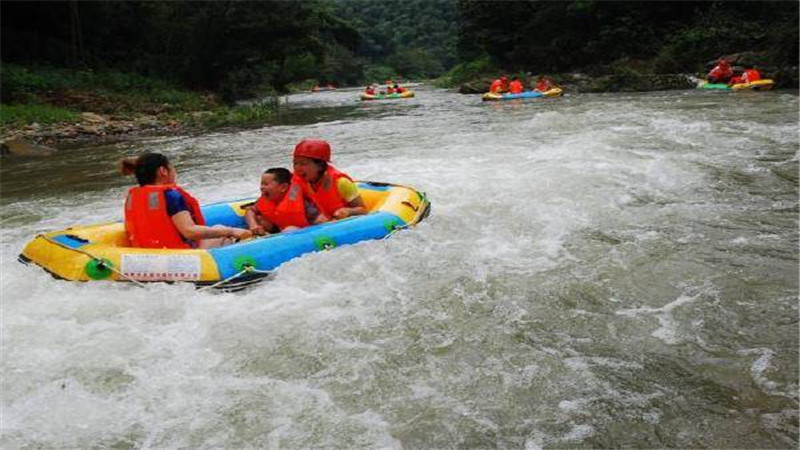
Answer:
435;55;495;87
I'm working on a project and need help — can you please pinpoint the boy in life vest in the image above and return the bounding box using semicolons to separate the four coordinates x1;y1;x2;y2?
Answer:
707;59;732;83
508;76;524;94
120;153;251;249
292;139;367;220
244;167;328;235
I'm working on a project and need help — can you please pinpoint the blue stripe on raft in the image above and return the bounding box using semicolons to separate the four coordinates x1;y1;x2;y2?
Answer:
357;182;392;191
208;211;407;278
52;234;90;249
202;202;248;228
502;91;544;100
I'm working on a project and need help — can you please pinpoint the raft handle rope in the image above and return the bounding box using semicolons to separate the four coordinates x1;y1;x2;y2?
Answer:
196;264;271;292
37;234;149;287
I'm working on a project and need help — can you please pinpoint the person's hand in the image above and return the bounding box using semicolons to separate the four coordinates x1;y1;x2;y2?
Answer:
230;228;253;240
332;208;350;220
249;224;267;236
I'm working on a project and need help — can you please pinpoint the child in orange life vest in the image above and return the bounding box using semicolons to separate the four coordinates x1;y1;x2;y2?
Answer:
535;75;553;92
244;168;328;235
119;153;251;249
292;139;367;219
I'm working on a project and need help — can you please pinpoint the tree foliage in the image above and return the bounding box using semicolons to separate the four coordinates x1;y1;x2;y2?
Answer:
335;0;459;79
457;1;799;73
1;0;360;101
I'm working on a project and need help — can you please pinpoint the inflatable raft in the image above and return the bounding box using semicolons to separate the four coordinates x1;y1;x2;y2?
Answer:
482;87;563;101
19;182;430;290
697;79;775;91
360;91;415;101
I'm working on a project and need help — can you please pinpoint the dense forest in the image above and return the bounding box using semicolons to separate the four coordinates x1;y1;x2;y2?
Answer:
1;0;798;103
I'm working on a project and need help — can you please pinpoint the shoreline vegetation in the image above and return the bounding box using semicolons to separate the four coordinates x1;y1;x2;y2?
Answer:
2;1;796;153
3;56;797;154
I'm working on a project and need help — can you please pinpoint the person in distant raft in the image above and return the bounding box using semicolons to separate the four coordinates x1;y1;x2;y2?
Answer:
120;153;251;249
741;65;762;83
508;76;524;94
707;58;733;84
535;75;554;92
364;85;376;95
292;139;367;219
490;75;509;93
244;167;328;236
394;83;405;94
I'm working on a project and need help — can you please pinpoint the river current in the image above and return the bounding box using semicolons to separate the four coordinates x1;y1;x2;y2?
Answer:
1;86;798;448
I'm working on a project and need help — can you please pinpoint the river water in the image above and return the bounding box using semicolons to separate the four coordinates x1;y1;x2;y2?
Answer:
1;86;798;448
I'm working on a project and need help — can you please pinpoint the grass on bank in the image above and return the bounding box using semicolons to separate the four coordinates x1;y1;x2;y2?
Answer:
0;103;80;126
0;64;280;130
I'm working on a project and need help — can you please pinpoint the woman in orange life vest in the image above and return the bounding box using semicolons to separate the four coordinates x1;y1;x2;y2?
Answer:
244;167;328;236
292;139;368;219
119;153;251;249
535;75;554;92
508;76;524;94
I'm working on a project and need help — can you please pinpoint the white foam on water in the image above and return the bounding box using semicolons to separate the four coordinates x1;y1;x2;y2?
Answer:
2;87;797;448
615;293;703;345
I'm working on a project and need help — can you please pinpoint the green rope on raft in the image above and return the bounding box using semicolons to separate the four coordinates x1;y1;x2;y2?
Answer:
314;236;337;251
85;258;114;280
234;255;257;272
383;219;401;233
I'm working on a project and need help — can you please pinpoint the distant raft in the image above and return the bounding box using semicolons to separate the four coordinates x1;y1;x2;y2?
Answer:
19;182;431;290
361;91;415;101
482;87;563;101
697;79;775;91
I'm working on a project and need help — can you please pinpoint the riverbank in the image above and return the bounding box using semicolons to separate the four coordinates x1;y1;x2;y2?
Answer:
0;65;280;155
442;52;799;95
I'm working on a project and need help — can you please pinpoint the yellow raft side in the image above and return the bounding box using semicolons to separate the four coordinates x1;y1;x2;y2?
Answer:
731;79;775;90
21;224;222;282
360;90;415;101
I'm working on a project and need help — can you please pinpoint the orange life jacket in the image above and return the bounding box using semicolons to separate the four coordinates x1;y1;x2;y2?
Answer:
509;80;523;94
387;87;395;94
536;80;551;92
743;69;761;82
709;64;732;80
297;166;353;218
124;184;205;249
254;182;312;231
490;79;503;93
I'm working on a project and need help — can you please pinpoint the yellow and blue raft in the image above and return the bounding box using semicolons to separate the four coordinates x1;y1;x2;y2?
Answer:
19;182;431;290
360;91;415;101
482;87;563;101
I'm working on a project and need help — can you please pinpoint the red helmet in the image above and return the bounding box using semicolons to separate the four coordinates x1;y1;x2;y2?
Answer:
293;139;331;162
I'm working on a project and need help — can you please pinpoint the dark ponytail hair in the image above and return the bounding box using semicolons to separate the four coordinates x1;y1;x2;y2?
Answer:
119;152;170;186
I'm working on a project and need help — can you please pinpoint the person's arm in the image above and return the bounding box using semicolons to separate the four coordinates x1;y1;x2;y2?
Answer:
331;178;367;219
171;211;251;241
244;206;272;235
